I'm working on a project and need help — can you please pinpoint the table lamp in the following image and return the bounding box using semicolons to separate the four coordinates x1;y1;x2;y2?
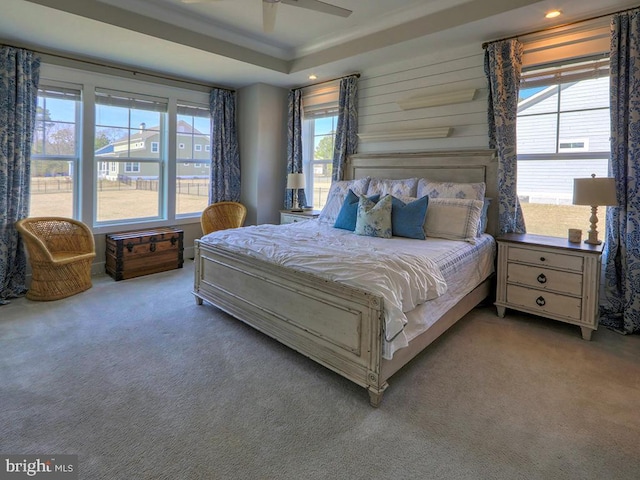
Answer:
287;173;305;212
572;174;617;245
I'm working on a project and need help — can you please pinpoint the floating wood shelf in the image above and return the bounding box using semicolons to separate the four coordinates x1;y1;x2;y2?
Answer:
357;127;452;142
397;89;477;110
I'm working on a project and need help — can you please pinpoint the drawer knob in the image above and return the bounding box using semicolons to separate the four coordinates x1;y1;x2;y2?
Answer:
539;256;546;262
537;273;547;284
536;296;546;307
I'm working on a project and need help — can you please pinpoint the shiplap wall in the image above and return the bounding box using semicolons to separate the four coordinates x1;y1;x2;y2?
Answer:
357;44;490;154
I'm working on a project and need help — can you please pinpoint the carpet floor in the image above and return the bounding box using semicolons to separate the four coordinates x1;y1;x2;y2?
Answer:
1;261;639;480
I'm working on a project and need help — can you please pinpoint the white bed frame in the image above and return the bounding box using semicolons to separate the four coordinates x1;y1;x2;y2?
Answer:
193;150;498;406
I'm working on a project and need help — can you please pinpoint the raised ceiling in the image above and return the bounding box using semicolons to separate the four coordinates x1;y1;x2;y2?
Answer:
0;0;638;88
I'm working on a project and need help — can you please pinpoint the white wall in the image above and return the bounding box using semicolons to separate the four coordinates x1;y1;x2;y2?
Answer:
357;44;490;154
237;83;288;226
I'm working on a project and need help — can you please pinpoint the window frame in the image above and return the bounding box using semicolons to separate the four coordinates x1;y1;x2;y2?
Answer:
37;62;212;234
30;82;82;219
516;56;611;236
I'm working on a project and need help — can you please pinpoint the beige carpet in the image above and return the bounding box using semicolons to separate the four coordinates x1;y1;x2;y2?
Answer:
1;261;639;479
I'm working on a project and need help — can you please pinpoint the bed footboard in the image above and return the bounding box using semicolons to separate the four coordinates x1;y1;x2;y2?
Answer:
193;240;388;404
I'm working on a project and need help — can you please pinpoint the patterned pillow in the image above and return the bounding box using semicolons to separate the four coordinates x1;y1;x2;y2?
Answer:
366;178;418;197
424;198;484;243
334;190;381;231
417;179;486;201
318;177;370;225
355;194;392;239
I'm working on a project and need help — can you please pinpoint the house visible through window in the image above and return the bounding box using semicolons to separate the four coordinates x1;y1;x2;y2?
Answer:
94;88;167;224
30;85;81;218
176;102;211;215
517;56;610;237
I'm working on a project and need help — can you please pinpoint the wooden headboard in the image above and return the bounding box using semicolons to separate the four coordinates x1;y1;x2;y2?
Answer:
345;150;498;237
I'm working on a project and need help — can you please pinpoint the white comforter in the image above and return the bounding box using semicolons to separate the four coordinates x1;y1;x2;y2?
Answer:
200;221;448;356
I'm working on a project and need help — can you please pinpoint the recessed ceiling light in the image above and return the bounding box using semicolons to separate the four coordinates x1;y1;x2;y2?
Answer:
545;10;561;19
308;74;317;80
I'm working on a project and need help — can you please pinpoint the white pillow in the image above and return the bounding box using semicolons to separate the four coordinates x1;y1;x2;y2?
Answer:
417;179;486;201
318;177;370;225
366;178;418;197
424;198;484;244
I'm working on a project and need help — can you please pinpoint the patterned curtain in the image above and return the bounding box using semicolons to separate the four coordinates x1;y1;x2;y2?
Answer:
208;88;240;203
0;46;40;305
600;9;640;334
331;75;358;182
484;39;526;235
284;88;306;209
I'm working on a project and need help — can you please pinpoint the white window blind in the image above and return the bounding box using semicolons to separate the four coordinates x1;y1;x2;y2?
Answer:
301;81;339;118
95;88;167;112
521;56;610;89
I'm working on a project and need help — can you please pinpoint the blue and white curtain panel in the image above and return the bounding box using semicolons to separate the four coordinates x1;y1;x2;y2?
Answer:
485;39;526;235
0;46;40;304
332;75;358;182
209;88;241;204
285;88;306;209
600;9;640;334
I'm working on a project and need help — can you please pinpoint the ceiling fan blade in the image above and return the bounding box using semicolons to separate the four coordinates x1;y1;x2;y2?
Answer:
263;1;279;33
281;0;352;18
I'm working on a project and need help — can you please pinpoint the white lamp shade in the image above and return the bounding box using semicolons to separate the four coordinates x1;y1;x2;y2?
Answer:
287;173;305;189
573;176;617;206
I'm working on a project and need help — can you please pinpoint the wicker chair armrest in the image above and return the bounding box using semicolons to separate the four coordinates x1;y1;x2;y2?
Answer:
50;251;97;266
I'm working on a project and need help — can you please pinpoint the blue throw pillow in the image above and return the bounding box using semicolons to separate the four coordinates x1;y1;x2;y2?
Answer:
391;195;429;239
334;189;381;231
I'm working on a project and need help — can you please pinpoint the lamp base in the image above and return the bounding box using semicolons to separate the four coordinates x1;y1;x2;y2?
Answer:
584;206;602;245
584;228;602;245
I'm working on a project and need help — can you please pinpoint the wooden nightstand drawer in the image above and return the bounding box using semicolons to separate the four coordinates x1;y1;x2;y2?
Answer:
508;246;583;272
507;263;583;296
506;285;582;321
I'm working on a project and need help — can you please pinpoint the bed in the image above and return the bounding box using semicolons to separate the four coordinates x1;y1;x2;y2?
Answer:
193;150;498;406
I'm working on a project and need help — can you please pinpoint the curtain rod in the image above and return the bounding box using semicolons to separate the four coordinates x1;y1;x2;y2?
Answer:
0;39;235;93
482;5;639;49
294;73;360;91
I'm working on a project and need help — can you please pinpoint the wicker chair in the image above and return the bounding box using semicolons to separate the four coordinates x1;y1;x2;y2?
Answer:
200;202;247;235
15;217;96;301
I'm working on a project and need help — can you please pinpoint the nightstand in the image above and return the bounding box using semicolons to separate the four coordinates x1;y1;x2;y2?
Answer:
495;233;604;340
280;210;320;225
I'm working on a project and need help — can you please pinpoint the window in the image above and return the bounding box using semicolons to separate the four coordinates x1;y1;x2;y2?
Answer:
30;85;81;218
517;57;610;237
205;145;210;152
176;102;211;215
124;162;140;173
302;112;338;209
95;88;167;224
34;63;212;231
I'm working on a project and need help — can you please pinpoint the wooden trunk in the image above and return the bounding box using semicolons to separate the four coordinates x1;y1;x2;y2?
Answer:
106;227;184;281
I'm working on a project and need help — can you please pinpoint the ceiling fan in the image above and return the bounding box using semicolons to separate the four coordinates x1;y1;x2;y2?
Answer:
180;0;352;33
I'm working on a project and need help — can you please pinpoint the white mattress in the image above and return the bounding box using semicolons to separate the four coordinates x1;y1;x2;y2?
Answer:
200;221;495;359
